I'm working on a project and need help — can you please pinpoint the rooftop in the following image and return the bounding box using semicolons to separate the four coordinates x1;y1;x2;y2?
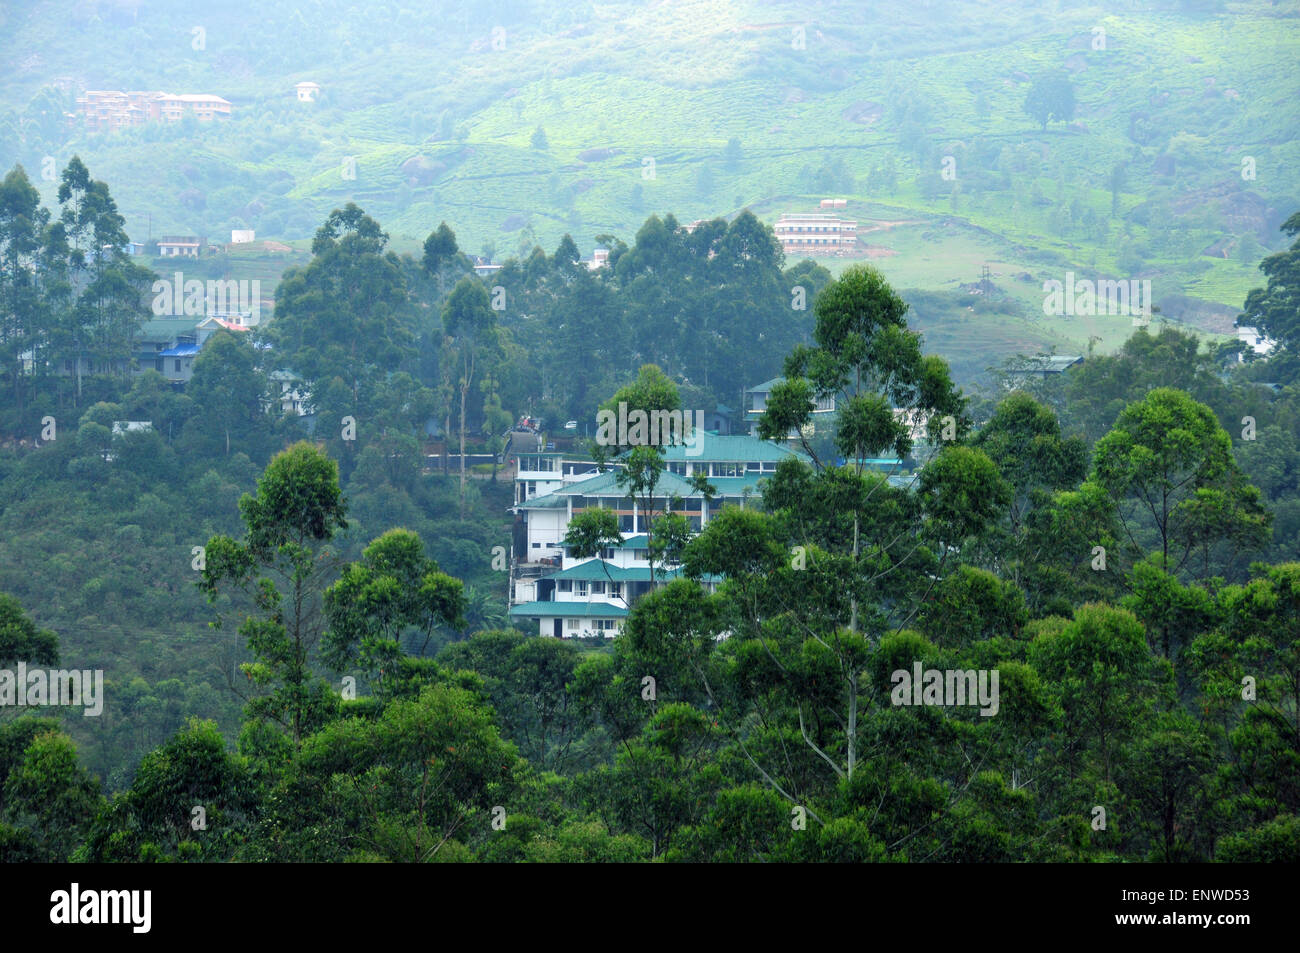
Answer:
1017;355;1084;374
547;560;655;582
508;601;629;618
660;432;810;464
137;317;202;340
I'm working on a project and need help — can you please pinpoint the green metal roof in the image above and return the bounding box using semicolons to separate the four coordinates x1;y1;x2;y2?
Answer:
548;560;644;581
708;475;770;495
137;317;203;341
516;444;801;511
552;468;701;498
661;432;810;464
508;601;629;618
516;489;570;509
541;563;722;584
746;377;785;393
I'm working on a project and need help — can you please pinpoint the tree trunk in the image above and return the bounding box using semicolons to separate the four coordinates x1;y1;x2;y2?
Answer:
846;669;858;780
459;381;467;518
849;512;860;633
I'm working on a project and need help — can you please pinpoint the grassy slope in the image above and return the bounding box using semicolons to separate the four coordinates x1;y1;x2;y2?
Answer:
2;0;1297;372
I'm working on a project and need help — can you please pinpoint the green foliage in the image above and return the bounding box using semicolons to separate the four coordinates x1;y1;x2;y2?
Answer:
766;263;966;467
2;115;1300;863
1240;212;1300;369
324;528;466;694
2;728;101;861
83;718;252;862
1022;72;1076;130
201;442;349;745
0;592;59;665
1092;387;1271;577
245;681;520;862
1216;814;1300;862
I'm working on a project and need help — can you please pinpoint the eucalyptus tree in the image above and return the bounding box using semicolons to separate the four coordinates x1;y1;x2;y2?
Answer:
199;442;349;746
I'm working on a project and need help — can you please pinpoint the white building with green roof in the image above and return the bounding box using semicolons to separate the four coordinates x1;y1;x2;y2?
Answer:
508;432;808;638
743;376;837;438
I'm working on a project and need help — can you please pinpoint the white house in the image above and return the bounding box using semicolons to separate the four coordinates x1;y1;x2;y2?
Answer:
743;376;836;438
507;433;808;638
156;236;202;258
295;81;321;102
1237;326;1276;360
269;370;313;417
512;450;602;507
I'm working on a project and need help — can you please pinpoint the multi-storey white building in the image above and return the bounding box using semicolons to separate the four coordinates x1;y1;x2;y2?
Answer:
507;433;809;638
772;212;858;257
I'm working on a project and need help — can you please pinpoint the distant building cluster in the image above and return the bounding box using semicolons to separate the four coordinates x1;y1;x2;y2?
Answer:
75;90;232;132
774;200;858;257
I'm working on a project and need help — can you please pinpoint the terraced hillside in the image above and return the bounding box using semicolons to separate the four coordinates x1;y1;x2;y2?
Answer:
2;0;1297;371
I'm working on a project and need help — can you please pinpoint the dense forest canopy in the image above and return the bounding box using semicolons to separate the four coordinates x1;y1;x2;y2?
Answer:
0;0;1298;867
0;155;1298;860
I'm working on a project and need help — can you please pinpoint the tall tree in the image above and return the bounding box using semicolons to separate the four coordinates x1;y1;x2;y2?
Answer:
268;204;414;426
0;166;48;414
441;277;499;516
1091;387;1270;579
1022;72;1076;131
1238;211;1300;373
323;528;465;699
422;221;468;296
54;157;153;406
760;262;970;630
186;329;266;456
200;442;349;746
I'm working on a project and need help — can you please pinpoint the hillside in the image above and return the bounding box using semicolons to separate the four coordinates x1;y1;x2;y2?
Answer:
2;0;1298;371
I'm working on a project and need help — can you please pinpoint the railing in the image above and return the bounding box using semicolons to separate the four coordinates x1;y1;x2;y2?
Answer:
510;559;560;581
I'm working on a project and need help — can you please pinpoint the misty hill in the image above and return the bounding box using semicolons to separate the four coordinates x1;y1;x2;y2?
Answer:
2;0;1297;366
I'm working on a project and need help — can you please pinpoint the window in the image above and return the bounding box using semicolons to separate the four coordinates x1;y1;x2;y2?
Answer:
567;619;579;630
155;359;163;371
527;482;536;496
532;542;541;549
590;581;605;595
174;359;181;372
610;583;622;599
575;581;588;597
558;580;572;592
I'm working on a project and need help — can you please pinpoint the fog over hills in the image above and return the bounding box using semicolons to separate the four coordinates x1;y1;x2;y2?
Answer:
3;0;1296;368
